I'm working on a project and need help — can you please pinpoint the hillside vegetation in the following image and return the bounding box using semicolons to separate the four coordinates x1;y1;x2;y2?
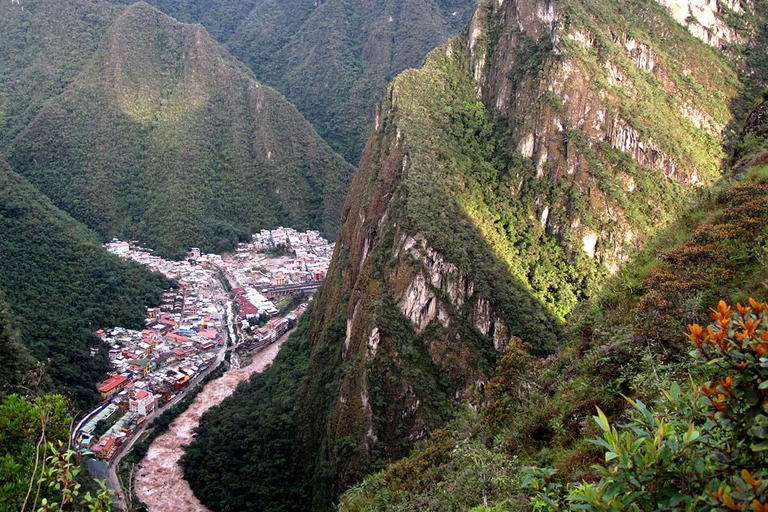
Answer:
182;0;768;509
336;120;768;510
2;0;353;258
121;0;478;163
0;0;120;151
0;294;37;398
0;156;169;407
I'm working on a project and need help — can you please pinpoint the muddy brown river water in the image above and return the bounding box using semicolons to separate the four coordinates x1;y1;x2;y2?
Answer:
134;336;288;511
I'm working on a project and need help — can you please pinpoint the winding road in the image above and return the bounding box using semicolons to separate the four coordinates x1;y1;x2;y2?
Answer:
98;271;233;509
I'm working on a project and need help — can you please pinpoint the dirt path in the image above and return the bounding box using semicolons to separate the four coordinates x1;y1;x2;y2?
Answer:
134;335;289;511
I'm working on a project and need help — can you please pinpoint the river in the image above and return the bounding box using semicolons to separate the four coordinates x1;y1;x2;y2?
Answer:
133;333;290;511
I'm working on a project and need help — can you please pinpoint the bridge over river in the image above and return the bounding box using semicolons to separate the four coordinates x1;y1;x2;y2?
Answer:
261;281;323;297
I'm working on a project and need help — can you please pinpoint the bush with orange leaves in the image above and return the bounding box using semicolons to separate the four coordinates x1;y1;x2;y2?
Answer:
525;299;767;511
689;298;768;454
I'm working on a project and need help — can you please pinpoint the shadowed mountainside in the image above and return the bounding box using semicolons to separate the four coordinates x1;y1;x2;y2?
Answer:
0;155;169;406
3;1;354;258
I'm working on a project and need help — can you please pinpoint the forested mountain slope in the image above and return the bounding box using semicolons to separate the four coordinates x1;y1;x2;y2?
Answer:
2;1;353;258
336;97;768;509
183;0;765;510
0;155;168;407
0;293;37;399
119;0;478;163
0;0;121;151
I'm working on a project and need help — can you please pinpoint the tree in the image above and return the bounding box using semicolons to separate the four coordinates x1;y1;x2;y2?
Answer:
0;394;113;512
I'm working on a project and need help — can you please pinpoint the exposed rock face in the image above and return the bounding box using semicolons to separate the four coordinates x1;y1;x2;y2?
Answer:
734;101;768;166
295;71;562;506
654;0;749;47
395;234;512;351
298;0;738;492
742;101;768;139
475;0;736;265
204;0;743;508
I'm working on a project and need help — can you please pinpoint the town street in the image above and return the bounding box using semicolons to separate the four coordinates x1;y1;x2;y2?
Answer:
84;231;322;509
101;275;233;509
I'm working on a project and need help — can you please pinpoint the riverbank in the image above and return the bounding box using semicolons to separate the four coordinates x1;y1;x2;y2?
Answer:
134;330;293;511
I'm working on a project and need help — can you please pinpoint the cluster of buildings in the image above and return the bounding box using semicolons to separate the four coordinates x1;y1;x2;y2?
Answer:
79;236;320;461
239;303;308;352
226;227;334;289
77;242;228;460
211;228;330;345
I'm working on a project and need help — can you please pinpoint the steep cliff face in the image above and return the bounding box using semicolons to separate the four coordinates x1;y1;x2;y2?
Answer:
472;0;740;268
299;0;745;501
335;101;768;511
655;0;750;47
185;0;751;509
295;79;565;505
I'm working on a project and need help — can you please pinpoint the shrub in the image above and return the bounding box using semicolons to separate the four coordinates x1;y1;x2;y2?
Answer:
524;299;768;510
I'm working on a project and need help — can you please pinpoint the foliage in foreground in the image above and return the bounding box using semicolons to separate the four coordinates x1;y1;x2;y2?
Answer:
528;300;768;510
338;299;768;511
0;394;112;512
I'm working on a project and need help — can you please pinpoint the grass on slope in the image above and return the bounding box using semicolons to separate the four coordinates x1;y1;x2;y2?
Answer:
0;0;120;151
336;163;768;512
125;0;478;164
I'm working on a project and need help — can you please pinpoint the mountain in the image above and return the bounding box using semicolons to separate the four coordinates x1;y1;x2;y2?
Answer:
4;1;354;258
183;0;764;510
117;0;478;163
226;0;478;163
0;0;121;151
0;292;37;398
335;98;768;509
0;155;169;407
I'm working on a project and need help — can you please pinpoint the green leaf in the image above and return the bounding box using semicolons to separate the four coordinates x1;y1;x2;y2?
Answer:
589;438;616;452
595;407;611;432
683;423;700;444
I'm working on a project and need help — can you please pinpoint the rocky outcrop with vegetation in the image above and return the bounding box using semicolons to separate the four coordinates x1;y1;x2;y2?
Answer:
183;0;767;510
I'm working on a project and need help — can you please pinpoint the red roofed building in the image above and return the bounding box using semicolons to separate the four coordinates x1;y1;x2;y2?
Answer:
237;297;259;317
92;436;117;460
167;333;193;343
158;316;177;327
97;375;128;399
197;330;219;340
173;347;193;357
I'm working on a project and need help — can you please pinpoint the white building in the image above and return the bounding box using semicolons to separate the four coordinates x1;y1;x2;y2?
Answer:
129;390;156;416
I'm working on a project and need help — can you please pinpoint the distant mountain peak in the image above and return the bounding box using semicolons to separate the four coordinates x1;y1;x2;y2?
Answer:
6;0;353;258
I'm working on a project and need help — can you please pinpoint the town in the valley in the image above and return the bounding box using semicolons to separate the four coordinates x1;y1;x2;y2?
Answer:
73;228;332;462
